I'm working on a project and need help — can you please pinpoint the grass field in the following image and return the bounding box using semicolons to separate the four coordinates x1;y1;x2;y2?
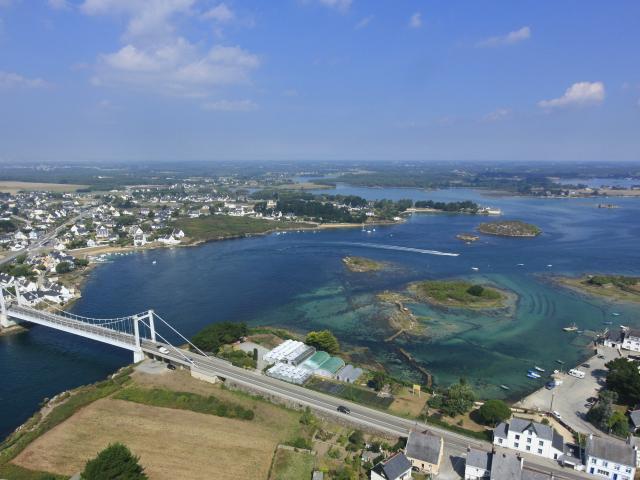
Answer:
6;368;304;480
174;215;307;242
269;448;315;480
11;398;284;480
0;181;88;194
409;280;506;309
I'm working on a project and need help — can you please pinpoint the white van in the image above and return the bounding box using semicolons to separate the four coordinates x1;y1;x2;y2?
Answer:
568;368;585;379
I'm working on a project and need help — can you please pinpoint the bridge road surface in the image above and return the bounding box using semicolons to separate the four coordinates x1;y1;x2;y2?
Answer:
143;341;593;480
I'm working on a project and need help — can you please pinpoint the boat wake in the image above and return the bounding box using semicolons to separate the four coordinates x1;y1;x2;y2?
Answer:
334;242;460;257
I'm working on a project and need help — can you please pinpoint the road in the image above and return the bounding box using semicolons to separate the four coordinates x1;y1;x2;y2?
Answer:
0;209;92;267
143;341;594;480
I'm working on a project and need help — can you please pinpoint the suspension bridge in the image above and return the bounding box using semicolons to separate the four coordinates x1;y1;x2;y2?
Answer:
0;285;201;365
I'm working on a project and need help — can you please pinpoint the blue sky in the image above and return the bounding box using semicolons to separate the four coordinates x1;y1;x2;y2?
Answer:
0;0;638;163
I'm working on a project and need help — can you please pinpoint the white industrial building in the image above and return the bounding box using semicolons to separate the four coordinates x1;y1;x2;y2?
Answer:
263;339;315;366
266;363;312;385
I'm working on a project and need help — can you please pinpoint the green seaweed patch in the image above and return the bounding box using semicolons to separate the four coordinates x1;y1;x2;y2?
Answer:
408;280;508;309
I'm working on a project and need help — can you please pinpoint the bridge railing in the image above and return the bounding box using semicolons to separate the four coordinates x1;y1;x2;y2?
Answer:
9;304;137;346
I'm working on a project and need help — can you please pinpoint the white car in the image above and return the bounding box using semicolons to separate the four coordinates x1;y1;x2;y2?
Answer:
552;410;562;420
157;346;170;354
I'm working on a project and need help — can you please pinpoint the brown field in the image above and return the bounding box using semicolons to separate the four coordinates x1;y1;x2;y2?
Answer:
12;398;285;480
12;370;301;480
0;181;88;194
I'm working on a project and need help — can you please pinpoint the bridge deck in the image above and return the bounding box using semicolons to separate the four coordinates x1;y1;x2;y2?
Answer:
8;305;138;351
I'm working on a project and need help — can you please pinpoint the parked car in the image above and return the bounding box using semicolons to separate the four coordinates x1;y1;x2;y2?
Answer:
597;354;605;359
167;363;176;370
582;363;590;368
545;381;556;390
552;410;562;420
587;396;597;403
337;405;351;414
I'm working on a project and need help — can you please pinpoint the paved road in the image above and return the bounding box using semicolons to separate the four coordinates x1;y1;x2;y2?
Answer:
0;209;91;267
143;342;594;480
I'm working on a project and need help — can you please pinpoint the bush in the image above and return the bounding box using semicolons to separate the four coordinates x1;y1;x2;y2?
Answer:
305;330;339;354
477;399;511;425
191;322;248;353
81;443;147;480
55;262;71;274
467;285;484;297
286;437;313;450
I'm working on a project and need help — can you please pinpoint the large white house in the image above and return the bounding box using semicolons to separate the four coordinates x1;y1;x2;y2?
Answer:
493;418;564;461
585;435;636;480
622;329;640;352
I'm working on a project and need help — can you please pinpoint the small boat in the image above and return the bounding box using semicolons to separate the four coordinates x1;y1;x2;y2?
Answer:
500;385;510;390
527;372;540;379
152;260;157;265
517;263;525;266
534;366;545;372
556;359;565;365
563;323;578;332
547;264;553;267
471;267;479;271
612;312;621;316
603;321;613;325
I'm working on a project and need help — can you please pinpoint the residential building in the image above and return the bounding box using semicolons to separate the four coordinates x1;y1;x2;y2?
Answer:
622;329;640;352
585;434;636;480
404;430;444;476
465;448;491;479
370;452;412;480
493;418;564;460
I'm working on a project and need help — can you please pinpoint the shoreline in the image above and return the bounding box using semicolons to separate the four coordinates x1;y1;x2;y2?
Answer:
549;274;640;305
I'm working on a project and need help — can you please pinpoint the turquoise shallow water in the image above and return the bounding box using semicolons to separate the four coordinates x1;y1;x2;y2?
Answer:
1;186;640;437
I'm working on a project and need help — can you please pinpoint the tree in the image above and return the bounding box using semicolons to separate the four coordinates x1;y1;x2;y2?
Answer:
608;411;630;437
55;261;72;274
477;399;511;425
367;371;388;392
428;379;475;417
587;390;618;430
467;285;484;297
81;443;147;480
191;322;248;353
606;358;640;405
305;330;339;354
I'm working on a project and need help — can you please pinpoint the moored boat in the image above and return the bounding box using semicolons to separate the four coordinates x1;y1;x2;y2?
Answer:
534;366;544;372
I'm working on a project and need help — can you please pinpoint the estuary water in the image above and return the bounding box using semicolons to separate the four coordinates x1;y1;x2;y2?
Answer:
2;186;640;439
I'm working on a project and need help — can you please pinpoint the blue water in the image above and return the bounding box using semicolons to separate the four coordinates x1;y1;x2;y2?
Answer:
1;186;640;439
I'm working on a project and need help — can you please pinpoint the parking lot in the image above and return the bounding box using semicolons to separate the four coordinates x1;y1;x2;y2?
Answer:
515;346;623;435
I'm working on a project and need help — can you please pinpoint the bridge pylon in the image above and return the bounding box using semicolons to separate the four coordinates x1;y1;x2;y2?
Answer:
0;287;16;328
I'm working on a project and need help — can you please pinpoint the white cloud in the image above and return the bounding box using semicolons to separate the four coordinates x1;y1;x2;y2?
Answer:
477;26;531;48
95;40;259;96
81;0;196;40
483;108;511;122
202;99;257;111
355;14;373;30
83;0;261;98
317;0;351;13
538;81;605;109
408;12;422;29
202;3;234;23
48;0;71;10
0;71;48;89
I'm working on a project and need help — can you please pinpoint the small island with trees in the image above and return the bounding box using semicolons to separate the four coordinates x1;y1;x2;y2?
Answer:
408;280;508;309
342;256;387;273
556;274;640;304
478;220;541;237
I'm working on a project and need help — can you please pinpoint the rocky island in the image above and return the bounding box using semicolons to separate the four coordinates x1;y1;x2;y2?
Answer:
478;220;541;237
342;256;387;273
555;274;640;304
456;233;479;243
408;280;508;309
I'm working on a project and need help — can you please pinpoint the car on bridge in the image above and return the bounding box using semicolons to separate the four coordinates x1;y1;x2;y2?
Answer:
337;405;351;414
156;346;170;354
